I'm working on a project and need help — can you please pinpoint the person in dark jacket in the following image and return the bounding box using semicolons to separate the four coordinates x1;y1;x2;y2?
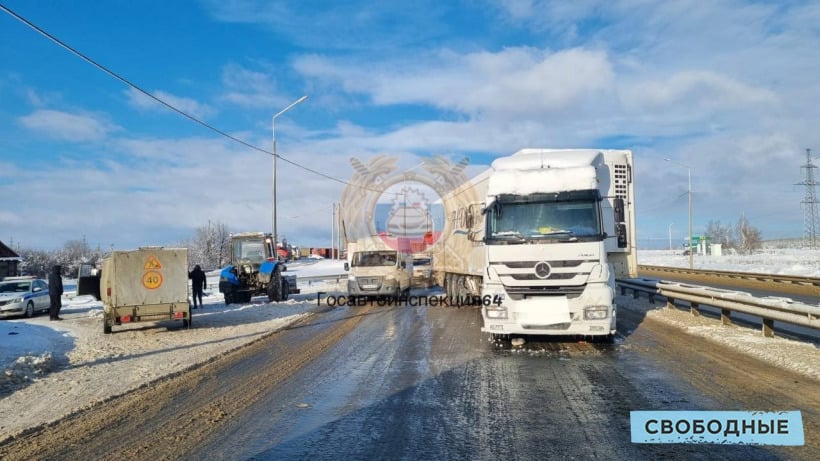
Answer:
189;265;207;309
48;265;64;321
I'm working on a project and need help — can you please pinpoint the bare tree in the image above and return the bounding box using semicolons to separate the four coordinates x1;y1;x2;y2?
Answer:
186;221;231;269
56;239;93;276
17;248;53;278
705;220;736;250
735;213;762;254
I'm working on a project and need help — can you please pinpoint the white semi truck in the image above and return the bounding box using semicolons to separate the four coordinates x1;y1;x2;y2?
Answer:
432;149;636;341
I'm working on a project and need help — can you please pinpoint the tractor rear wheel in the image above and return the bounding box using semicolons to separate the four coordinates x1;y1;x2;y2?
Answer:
268;271;285;302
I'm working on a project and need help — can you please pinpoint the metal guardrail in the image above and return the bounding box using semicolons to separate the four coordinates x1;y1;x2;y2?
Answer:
617;277;820;338
637;265;820;298
297;274;347;284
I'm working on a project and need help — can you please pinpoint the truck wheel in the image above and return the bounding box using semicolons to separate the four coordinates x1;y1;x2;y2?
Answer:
103;318;112;334
281;281;289;301
596;334;615;344
183;317;191;329
268;271;283;303
267;281;281;302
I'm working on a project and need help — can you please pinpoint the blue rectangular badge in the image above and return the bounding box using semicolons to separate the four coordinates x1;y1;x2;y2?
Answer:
630;411;804;445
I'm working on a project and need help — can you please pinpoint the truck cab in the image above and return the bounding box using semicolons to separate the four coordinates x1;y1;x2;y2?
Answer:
411;253;434;288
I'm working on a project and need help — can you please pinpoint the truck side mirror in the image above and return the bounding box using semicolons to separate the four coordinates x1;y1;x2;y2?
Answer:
344;262;349;271
613;197;627;248
467;230;484;243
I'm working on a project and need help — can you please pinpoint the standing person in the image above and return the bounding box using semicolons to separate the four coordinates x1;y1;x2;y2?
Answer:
48;264;64;321
189;264;207;309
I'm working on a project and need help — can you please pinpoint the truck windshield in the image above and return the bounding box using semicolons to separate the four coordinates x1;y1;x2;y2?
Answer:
233;239;267;264
486;192;603;244
413;258;431;266
351;251;398;267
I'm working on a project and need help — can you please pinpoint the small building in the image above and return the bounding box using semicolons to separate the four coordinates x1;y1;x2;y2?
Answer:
0;240;21;280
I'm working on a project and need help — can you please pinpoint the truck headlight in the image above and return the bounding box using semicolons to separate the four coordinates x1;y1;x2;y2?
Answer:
485;306;508;319
584;306;609;320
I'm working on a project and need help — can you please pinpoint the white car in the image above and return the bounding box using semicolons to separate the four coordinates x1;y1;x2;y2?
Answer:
0;278;51;318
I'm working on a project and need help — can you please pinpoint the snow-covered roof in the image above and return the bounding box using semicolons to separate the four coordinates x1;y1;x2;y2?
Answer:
488;150;603;197
487;167;597;197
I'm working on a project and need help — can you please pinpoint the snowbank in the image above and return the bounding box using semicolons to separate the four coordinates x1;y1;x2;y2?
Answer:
620;298;820;381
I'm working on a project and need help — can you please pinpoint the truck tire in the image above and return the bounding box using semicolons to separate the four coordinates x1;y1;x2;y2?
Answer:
281;281;289;301
595;333;615;344
183;316;191;329
103;317;112;334
268;270;285;303
267;280;281;302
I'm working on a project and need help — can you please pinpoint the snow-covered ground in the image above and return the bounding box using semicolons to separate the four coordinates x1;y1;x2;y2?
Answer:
0;258;346;438
0;253;817;440
638;248;820;277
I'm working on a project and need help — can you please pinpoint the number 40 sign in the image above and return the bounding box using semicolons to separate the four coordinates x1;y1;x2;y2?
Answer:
142;255;164;289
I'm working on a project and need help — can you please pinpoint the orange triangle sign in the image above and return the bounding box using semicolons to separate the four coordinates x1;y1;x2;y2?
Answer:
144;255;163;269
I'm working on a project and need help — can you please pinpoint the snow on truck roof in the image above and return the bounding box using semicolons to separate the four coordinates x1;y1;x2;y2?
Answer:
488;150;604;197
486;148;633;197
494;149;604;171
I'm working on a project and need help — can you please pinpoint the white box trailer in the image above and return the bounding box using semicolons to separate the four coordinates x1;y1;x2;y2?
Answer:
99;247;191;334
431;149;637;340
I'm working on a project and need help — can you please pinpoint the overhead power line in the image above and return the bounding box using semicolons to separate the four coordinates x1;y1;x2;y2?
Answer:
0;2;377;191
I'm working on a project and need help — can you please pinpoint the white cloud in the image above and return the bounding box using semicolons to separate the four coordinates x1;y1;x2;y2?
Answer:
295;47;614;116
203;0;450;51
18;110;119;142
0;211;22;226
125;88;216;119
624;71;778;111
219;63;284;108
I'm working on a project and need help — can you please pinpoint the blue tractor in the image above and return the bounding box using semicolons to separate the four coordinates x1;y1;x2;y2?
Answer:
218;232;298;305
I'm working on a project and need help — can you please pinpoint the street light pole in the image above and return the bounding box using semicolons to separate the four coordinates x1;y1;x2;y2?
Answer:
665;158;693;269
272;95;308;258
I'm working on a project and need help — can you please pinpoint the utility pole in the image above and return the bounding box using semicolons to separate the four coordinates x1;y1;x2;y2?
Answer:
331;203;336;260
337;203;343;259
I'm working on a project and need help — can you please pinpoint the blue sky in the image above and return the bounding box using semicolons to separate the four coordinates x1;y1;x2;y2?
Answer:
1;0;819;251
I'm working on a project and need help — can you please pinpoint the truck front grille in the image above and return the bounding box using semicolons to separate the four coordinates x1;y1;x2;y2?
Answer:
504;285;585;296
357;277;383;290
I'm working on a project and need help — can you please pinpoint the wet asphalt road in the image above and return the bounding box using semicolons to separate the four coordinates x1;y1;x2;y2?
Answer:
185;299;803;460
